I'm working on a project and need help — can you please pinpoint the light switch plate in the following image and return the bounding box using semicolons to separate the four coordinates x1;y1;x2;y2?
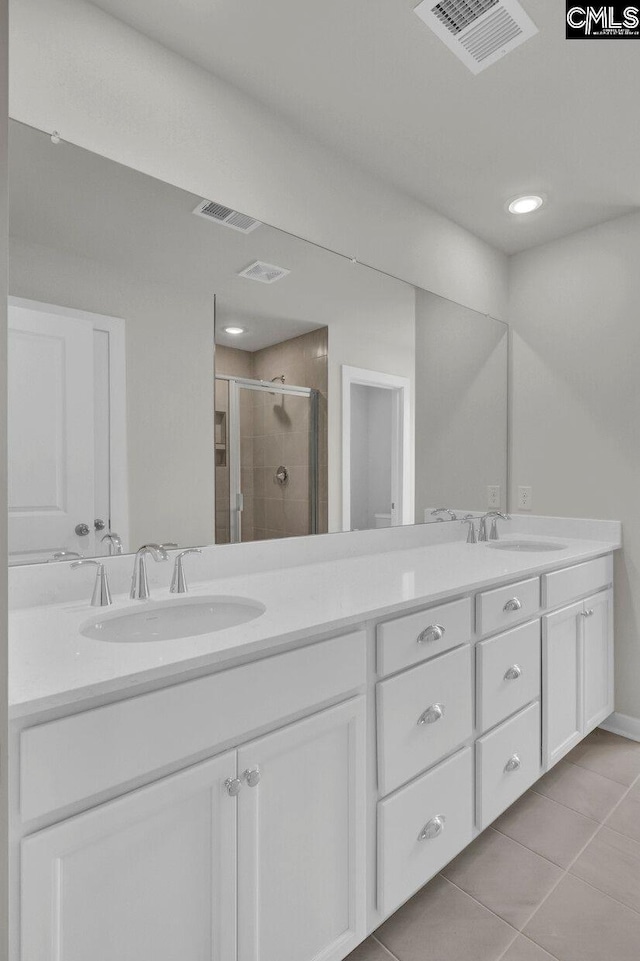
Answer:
518;486;533;510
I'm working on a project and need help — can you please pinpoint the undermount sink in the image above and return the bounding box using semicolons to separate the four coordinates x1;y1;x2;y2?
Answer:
486;539;567;553
80;595;266;643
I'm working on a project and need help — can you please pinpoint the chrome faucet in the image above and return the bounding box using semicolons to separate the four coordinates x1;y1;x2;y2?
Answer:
461;515;478;543
48;550;84;562
431;507;458;521
101;531;123;556
72;559;112;607
170;548;202;594
479;511;511;542
130;543;169;600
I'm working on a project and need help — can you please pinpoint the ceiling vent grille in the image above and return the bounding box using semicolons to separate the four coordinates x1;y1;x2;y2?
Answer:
414;0;537;74
238;261;290;284
193;199;262;233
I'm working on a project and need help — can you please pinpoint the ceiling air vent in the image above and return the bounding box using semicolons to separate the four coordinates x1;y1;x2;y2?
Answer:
193;200;262;233
414;0;538;74
238;261;290;284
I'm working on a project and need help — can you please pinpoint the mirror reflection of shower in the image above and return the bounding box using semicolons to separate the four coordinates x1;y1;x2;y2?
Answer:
214;328;328;544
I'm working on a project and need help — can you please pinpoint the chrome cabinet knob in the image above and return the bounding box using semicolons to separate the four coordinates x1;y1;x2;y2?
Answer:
243;767;261;788
504;753;521;773
503;597;522;613
417;624;445;644
504;664;522;681
417;703;445;726
580;608;595;617
225;777;243;797
418;814;446;841
75;523;90;536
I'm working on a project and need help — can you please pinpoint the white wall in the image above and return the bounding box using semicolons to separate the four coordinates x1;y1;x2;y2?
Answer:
509;210;640;722
9;238;215;550
350;385;392;531
0;0;8;954
8;0;508;321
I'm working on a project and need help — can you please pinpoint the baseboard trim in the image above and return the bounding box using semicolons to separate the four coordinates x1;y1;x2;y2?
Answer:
599;712;640;743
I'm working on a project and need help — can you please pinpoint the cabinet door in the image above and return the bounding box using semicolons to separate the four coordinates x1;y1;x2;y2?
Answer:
21;751;237;961
237;697;366;961
542;602;583;769
582;588;614;733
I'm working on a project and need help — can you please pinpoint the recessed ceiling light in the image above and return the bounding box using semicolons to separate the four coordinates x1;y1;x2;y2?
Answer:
224;326;245;335
508;195;544;215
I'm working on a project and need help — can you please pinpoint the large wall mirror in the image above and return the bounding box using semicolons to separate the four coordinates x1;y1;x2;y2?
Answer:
7;119;508;564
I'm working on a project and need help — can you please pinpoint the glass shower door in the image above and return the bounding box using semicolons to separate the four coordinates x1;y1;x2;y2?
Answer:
224;377;318;543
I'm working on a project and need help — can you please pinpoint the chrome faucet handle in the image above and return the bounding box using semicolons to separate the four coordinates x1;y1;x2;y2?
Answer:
71;560;112;607
130;543;169;600
101;531;123;556
170;548;202;594
431;508;457;521
461;516;477;544
48;550;84;562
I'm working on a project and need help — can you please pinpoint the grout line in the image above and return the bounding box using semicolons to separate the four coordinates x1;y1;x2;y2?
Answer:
370;934;402;961
436;873;522;933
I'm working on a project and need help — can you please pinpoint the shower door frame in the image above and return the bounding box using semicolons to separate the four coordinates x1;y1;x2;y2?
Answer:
219;375;319;544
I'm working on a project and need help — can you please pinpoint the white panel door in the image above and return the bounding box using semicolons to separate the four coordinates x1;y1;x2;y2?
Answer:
582;588;614;733
8;304;95;561
21;750;237;961
542;601;583;769
237;698;366;961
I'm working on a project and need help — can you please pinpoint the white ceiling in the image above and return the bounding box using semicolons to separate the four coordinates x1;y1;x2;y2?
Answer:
85;0;640;253
9;121;410;351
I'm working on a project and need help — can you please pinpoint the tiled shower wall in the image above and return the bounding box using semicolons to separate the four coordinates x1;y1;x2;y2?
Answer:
214;327;328;543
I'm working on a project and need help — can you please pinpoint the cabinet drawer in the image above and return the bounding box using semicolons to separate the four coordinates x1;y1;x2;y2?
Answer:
543;555;613;610
377;597;472;676
476;701;541;829
20;632;366;822
378;748;473;916
476;620;541;733
377;646;472;795
476;577;540;637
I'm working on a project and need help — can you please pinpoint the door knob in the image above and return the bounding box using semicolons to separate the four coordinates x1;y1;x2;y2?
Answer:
94;518;106;532
75;523;90;536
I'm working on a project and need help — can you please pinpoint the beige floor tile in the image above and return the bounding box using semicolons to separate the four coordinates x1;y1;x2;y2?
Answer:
566;729;640;786
501;936;557;961
442;828;562;929
376;875;516;961
524;875;640;961
343;937;396;961
570;825;640;913
494;791;598;868
605;784;640;842
533;760;627;821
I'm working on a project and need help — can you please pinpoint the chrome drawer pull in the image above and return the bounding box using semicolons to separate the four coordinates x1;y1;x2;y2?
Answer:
503;597;522;613
418;814;446;841
504;753;521;773
417;703;445;726
417;624;445;644
504;664;522;681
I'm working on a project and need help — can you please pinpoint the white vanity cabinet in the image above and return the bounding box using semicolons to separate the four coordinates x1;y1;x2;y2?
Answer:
20;697;366;961
542;587;614;767
22;750;238;961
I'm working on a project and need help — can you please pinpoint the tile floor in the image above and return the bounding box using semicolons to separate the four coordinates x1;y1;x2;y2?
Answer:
347;729;640;961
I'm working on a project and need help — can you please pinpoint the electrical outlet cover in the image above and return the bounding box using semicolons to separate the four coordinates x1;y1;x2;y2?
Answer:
487;486;500;508
518;486;533;510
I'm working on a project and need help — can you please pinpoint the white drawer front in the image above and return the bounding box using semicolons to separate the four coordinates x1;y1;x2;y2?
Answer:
476;701;541;830
377;646;472;796
476;620;541;733
543;555;613;610
378;748;473;916
476;577;540;637
20;632;366;822
377;597;472;676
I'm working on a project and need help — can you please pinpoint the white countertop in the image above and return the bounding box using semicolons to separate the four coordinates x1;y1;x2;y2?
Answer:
9;530;620;719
